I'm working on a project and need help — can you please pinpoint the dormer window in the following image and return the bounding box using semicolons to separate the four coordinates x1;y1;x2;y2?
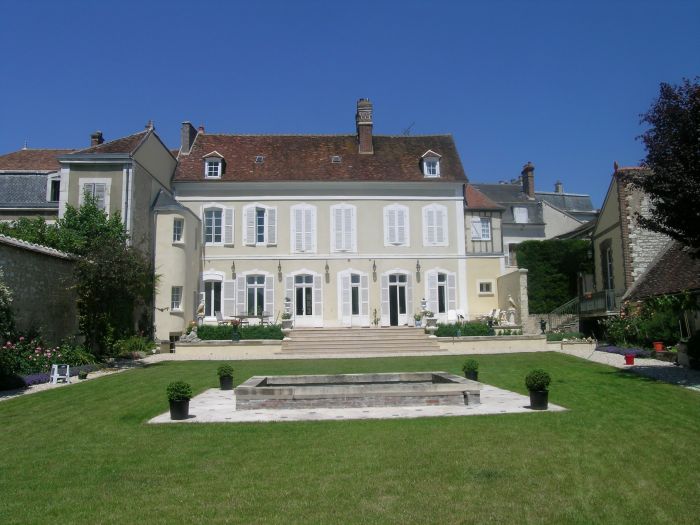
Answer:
203;151;224;179
421;150;442;178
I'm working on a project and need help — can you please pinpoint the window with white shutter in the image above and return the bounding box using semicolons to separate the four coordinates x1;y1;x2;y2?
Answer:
384;204;409;247
513;207;528;224
243;204;277;246
422;204;447;246
79;179;110;212
291;204;316;253
203;205;231;245
331;204;356;252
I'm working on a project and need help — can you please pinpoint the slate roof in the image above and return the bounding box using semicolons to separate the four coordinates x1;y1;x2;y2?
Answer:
0;173;56;208
536;192;595;215
153;189;188;212
464;184;503;210
625;241;700;301
0;148;73;171
71;130;150;155
471;183;544;224
174;134;467;183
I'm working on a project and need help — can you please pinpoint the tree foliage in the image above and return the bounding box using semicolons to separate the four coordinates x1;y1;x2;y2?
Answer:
633;78;700;254
517;239;592;313
0;197;153;355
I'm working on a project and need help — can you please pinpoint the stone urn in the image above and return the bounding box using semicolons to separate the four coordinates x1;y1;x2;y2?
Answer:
281;318;293;338
425;317;438;337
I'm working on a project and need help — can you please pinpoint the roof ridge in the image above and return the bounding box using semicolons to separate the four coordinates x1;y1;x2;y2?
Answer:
71;129;149;154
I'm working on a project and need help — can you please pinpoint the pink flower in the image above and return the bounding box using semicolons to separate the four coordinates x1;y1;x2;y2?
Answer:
19;336;24;342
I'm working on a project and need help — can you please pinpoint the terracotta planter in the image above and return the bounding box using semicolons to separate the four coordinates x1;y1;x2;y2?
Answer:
624;354;635;365
653;341;665;352
529;390;548;410
169;399;190;420
219;376;233;390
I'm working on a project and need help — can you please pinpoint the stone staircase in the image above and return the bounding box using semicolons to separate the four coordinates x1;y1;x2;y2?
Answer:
280;327;442;355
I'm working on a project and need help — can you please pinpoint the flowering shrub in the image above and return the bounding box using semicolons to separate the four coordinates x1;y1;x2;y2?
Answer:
596;345;652;358
0;338;94;377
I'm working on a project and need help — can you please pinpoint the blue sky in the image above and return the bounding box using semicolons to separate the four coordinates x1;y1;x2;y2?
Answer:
1;0;698;207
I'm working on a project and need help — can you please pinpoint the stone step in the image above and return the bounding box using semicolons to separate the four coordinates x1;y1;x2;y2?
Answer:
281;327;441;354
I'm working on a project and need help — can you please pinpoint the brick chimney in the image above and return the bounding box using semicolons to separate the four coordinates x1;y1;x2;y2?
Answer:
521;161;535;199
355;98;373;154
555;180;563;193
180;122;197;154
90;131;104;146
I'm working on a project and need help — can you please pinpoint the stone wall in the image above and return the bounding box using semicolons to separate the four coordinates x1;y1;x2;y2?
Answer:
625;190;669;284
497;268;533;332
0;236;78;345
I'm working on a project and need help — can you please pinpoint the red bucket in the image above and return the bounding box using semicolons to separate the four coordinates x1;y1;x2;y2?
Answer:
653;341;665;352
624;354;635;365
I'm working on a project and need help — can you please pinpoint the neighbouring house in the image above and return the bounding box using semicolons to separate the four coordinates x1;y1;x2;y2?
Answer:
0;234;78;344
154;99;524;341
0;147;75;222
473;163;598;267
57;125;177;257
579;165;670;330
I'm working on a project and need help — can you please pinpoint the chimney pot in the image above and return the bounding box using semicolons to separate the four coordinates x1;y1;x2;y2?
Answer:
180;122;197;154
90;131;104;146
198;125;205;133
555;180;563;193
355;98;373;154
521;161;535;199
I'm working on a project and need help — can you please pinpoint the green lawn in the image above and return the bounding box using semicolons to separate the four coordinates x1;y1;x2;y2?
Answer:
1;353;699;524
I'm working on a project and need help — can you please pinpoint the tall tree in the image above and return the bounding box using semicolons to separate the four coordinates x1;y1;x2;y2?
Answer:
634;78;700;254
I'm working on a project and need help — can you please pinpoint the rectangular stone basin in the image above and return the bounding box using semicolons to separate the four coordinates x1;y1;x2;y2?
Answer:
234;371;481;410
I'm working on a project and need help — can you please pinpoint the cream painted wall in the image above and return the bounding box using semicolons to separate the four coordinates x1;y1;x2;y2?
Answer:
133;134;177;189
465;257;501;317
66;164;124;216
542;202;582;237
592;179;624;291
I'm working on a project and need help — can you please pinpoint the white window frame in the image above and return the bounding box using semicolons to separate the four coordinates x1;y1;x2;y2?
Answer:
243;203;277;246
337;268;369;327
172;217;184;244
170;286;183;312
477;280;495;296
204;158;222;179
513;206;528;224
290;203;317;254
470;216;492;241
79;178;111;212
330;203;357;253
423;158;440;177
425;268;457;320
422;204;448;247
284;269;323;327
383;204;410;247
46;173;60;203
202;270;226;320
202;206;224;245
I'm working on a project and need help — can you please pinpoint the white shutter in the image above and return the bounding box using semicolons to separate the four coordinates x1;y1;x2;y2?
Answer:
405;274;413;322
333;207;343;251
385;208;396;244
245;207;256;245
304;207;314;252
397;208;406;245
94;183;106;210
236;275;246;315
471;216;483;240
425;207;435;245
223;280;236;317
346;206;355;251
313;274;322;323
380;274;389;325
224;207;234;245
427;271;438;315
264;275;274;315
285;276;294;315
360;274;369;317
293;207;303;252
341;273;351;324
447;273;456;311
267;207;277;245
435;207;446;244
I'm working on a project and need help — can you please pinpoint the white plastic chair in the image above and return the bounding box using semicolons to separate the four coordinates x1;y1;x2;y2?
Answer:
50;364;70;384
447;310;458;323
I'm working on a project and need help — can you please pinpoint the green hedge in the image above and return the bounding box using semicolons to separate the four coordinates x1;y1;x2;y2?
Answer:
546;331;584;341
196;324;284;341
435;322;494;337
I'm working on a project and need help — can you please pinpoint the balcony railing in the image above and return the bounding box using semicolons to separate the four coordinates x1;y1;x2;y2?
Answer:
579;289;623;316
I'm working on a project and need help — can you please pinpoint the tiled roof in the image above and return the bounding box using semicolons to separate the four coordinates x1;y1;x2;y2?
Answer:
174;134;467;183
71;130;150;155
0;149;73;171
625;241;700;301
464;184;503;210
0;234;76;260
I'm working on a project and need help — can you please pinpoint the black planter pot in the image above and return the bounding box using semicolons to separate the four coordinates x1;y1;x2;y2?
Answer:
529;390;549;410
219;376;234;390
169;399;190;420
464;371;478;381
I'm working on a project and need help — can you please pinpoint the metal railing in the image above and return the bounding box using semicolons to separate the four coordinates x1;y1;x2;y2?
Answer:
547;297;580;332
579;289;623;316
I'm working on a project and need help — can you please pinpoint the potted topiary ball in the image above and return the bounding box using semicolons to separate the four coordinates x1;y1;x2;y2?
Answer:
217;364;234;390
525;369;551;410
462;359;479;381
167;380;193;420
